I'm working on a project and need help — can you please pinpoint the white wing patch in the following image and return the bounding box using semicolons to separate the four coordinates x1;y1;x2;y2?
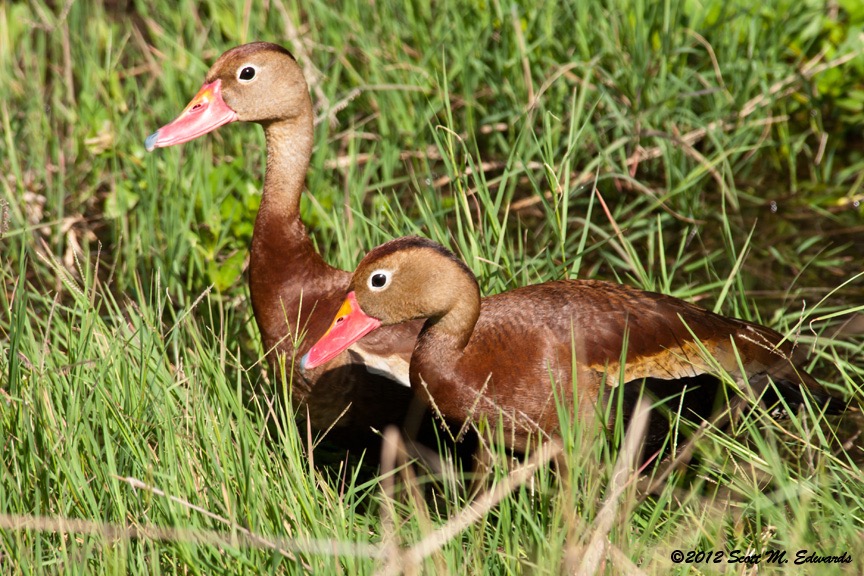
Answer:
348;345;412;387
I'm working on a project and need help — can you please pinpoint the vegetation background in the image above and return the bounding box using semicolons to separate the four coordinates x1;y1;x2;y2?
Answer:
1;0;863;573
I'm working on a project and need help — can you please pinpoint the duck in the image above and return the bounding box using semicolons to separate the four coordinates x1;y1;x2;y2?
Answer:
301;236;845;451
145;42;423;437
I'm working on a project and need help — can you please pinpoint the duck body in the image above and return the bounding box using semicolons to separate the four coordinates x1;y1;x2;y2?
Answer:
146;43;420;434
303;236;842;450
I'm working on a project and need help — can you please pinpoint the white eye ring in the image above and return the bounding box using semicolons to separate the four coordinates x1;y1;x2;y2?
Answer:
367;269;392;292
237;64;259;83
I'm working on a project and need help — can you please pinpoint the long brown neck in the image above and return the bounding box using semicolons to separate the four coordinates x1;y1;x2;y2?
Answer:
258;117;313;225
410;275;480;404
249;114;347;357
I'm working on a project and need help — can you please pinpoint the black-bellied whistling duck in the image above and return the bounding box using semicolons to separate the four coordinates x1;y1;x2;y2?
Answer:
146;42;421;435
302;236;844;451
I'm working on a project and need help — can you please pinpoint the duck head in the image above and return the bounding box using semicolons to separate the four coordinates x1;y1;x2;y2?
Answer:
301;237;480;370
145;42;308;151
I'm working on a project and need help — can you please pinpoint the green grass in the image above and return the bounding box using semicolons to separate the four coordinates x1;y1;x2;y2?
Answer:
2;0;863;573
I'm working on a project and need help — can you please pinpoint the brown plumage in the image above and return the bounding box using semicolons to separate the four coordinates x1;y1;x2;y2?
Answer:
146;43;421;435
303;236;844;451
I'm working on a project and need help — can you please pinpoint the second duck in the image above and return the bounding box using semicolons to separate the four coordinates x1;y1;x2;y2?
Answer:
302;236;842;450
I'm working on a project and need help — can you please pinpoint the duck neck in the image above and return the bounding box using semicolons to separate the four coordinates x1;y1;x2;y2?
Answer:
411;278;480;400
249;114;343;354
419;278;481;353
258;117;313;229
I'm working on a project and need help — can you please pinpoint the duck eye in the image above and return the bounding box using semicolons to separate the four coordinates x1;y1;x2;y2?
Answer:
368;270;391;291
238;66;256;81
